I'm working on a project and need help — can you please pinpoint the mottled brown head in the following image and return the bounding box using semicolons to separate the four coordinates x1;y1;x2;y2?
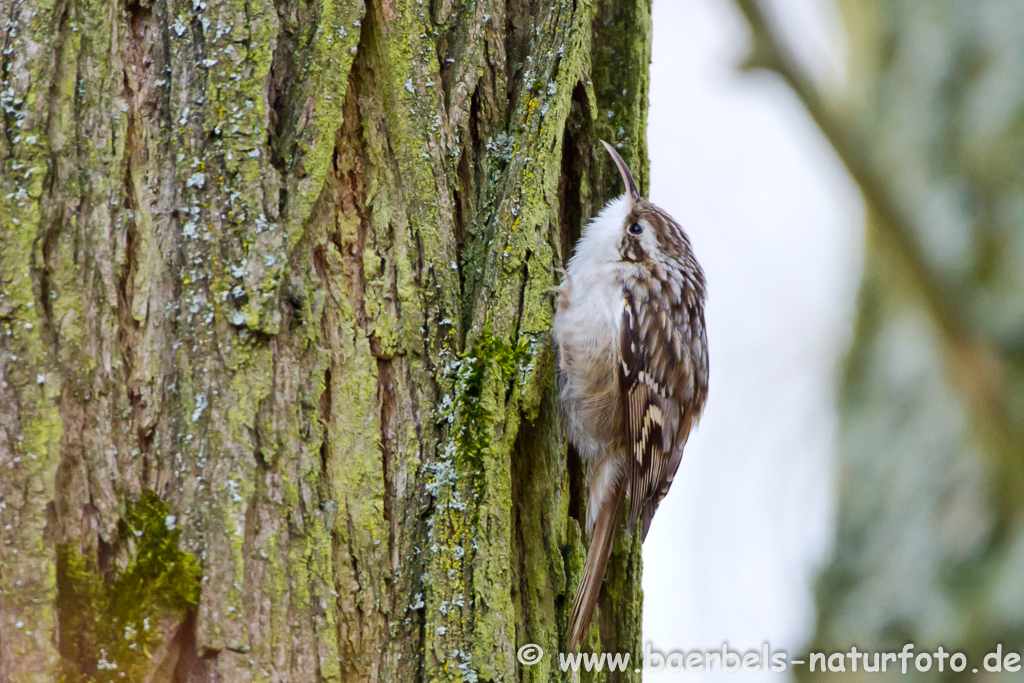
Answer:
599;141;705;294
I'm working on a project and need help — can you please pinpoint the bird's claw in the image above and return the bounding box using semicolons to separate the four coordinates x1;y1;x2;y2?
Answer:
550;267;572;308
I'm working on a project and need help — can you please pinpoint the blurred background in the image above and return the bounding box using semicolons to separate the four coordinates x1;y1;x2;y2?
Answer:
642;0;1024;680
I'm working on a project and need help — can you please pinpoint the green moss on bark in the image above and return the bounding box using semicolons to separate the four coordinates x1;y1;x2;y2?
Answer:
55;491;201;682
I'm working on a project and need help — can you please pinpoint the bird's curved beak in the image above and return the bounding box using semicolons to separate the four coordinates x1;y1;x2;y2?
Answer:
600;140;640;202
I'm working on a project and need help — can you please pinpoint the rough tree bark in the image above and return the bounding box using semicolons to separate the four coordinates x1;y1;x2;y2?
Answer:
0;0;652;680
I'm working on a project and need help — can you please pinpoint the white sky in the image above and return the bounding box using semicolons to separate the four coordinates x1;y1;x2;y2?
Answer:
641;0;864;680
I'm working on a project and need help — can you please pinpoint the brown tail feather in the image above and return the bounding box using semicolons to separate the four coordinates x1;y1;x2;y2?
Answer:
566;477;627;651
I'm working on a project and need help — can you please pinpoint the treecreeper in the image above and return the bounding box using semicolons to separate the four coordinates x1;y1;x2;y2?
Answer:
553;142;709;651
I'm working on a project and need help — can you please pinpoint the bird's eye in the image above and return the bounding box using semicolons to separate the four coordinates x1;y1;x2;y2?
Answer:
628;222;644;236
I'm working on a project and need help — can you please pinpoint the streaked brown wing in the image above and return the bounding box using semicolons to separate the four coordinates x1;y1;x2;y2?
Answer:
619;273;708;540
619;291;672;535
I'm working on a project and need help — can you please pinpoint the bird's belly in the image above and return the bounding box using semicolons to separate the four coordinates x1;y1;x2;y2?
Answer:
553;285;624;462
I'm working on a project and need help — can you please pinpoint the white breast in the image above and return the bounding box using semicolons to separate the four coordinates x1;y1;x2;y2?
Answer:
552;195;633;464
553;264;622;362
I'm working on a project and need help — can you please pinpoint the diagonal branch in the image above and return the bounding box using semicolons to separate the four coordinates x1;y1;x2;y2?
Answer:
732;0;1024;520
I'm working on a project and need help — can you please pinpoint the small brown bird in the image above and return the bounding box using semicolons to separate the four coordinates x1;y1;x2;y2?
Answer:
553;142;708;651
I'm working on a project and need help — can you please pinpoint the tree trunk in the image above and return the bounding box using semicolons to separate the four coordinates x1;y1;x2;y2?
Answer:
0;0;651;680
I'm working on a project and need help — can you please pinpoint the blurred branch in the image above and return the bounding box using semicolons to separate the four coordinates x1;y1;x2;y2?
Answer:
732;0;1024;520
